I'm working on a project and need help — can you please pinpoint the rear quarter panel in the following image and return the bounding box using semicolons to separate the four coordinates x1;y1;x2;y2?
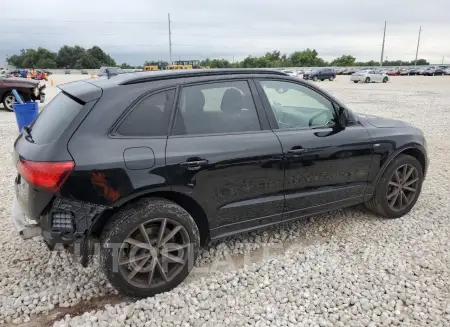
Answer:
64;81;176;206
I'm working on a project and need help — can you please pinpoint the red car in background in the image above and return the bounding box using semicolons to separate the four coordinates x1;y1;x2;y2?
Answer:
387;69;401;76
32;71;48;81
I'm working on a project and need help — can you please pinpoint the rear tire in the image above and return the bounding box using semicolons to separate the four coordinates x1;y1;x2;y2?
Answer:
365;77;370;83
382;77;388;83
312;76;318;81
353;81;359;83
100;198;200;297
329;76;334;81
365;154;423;218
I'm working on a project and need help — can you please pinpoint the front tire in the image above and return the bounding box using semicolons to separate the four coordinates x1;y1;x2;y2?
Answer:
100;198;200;297
365;77;370;83
382;77;388;83
2;92;15;111
365;154;423;218
312;76;318;81
353;81;359;83
329;76;334;81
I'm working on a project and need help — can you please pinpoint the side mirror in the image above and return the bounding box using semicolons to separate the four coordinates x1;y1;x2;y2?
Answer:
337;106;348;126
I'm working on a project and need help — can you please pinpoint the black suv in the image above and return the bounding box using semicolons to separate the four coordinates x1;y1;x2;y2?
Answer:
303;68;336;81
12;69;428;297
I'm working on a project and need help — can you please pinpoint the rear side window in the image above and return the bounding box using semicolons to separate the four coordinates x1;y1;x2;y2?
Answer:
117;89;175;137
30;92;83;144
173;81;261;135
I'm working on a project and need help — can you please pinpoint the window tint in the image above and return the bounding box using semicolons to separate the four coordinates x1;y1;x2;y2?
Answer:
30;92;83;144
173;81;261;135
259;80;336;129
117;89;175;136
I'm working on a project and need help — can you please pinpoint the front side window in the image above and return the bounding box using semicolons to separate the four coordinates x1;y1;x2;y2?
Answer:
173;80;261;135
259;80;336;129
117;89;175;136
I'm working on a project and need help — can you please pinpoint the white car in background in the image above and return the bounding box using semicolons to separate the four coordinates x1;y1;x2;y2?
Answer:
282;70;297;77
350;69;389;83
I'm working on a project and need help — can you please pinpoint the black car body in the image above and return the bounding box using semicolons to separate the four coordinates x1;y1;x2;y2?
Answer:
303;68;336;81
12;69;428;297
422;67;446;76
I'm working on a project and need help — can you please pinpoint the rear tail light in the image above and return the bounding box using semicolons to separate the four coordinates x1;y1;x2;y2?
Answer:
17;159;74;192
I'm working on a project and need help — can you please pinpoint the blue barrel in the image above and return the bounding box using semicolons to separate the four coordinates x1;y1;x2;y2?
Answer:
13;102;39;132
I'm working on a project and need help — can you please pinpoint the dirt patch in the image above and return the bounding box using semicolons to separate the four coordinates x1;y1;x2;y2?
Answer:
9;294;129;327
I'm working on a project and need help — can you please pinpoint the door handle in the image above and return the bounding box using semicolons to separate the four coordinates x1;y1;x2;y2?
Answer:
286;148;307;156
180;159;208;170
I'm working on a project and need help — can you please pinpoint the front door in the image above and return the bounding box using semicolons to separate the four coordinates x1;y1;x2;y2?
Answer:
255;78;373;221
166;79;285;239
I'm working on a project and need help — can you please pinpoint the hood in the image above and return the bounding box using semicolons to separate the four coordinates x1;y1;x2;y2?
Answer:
0;77;40;88
357;113;412;128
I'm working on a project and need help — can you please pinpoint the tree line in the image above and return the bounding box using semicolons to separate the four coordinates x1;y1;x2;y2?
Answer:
7;46;116;69
7;46;430;69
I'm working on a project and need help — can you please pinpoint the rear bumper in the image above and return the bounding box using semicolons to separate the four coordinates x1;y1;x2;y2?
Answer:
13;192;108;258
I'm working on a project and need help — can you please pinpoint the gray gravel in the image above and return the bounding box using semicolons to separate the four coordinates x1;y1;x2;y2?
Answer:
0;76;449;326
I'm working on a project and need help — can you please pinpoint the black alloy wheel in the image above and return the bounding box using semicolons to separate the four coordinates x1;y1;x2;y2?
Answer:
118;218;190;289
100;198;200;297
365;154;424;218
386;164;419;211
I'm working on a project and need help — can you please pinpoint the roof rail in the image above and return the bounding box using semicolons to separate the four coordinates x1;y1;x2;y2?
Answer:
119;69;288;85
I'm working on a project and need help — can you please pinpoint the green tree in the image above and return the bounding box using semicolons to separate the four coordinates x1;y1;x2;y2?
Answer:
87;46;116;66
330;55;356;67
36;58;57;69
290;49;325;67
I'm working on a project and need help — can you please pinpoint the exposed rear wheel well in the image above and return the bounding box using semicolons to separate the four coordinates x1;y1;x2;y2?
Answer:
91;191;210;245
400;148;426;174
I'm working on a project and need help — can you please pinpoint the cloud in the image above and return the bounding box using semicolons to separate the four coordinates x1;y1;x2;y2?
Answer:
1;0;449;65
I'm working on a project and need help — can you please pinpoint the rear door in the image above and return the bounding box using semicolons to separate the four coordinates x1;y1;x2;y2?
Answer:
165;79;285;239
255;78;373;221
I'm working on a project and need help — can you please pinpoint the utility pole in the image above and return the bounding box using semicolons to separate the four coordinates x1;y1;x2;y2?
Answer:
168;13;172;64
442;56;444;65
380;21;387;67
414;26;422;66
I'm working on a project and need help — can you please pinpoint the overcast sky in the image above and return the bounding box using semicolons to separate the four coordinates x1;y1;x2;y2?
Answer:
1;0;450;65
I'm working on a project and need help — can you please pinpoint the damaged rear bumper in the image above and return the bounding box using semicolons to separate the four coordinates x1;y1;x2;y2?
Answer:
12;196;109;266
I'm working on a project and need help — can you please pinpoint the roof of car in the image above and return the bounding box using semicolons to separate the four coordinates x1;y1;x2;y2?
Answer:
85;68;288;87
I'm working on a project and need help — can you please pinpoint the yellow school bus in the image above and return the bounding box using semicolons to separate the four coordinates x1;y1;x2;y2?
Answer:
143;65;159;71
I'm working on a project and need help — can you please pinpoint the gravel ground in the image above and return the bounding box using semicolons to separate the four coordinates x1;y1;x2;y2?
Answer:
0;76;449;326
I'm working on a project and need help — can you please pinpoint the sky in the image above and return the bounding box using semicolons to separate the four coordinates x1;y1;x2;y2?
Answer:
1;0;450;66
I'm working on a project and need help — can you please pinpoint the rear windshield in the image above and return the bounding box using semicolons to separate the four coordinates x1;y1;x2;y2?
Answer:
30;92;83;144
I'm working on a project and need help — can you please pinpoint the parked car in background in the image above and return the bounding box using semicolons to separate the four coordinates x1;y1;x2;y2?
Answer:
11;68;428;297
64;69;71;75
97;67;125;77
399;69;410;76
443;68;450;75
335;68;346;75
282;70;297;77
407;68;421;75
303;68;336;81
81;70;89;75
387;69;400;76
0;77;46;111
345;68;359;75
350;69;389;83
32;70;48;81
422;67;446;76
